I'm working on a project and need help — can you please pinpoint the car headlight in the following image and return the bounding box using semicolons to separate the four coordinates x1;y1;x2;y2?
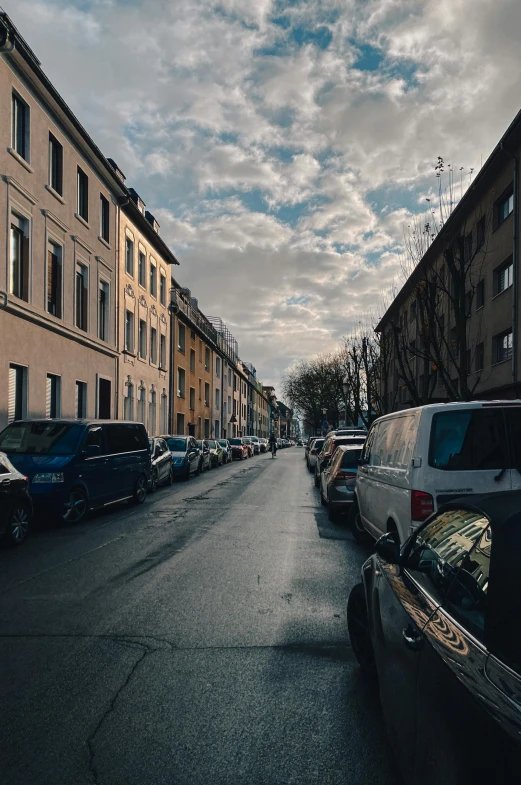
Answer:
33;472;65;484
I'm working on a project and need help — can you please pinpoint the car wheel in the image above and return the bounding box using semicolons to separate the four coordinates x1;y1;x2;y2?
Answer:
197;460;202;475
347;583;377;679
184;464;190;481
349;501;372;545
3;500;31;546
62;487;88;524
131;474;148;505
327;500;338;523
167;465;174;485
320;489;327;506
149;469;158;493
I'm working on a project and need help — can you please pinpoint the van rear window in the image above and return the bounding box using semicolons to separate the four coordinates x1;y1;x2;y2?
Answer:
105;424;147;454
429;410;506;471
341;449;362;468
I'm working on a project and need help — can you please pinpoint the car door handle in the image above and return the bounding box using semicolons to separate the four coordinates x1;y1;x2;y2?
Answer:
402;625;424;652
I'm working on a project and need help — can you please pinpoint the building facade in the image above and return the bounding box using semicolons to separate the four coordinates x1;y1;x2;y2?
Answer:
0;15;127;430
118;188;178;436
377;109;521;410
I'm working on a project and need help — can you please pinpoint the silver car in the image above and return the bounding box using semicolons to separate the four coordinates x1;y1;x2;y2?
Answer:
319;444;362;522
307;438;325;473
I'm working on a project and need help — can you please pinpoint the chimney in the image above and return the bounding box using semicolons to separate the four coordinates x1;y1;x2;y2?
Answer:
145;210;160;234
190;297;199;311
128;188;146;215
107;158;126;182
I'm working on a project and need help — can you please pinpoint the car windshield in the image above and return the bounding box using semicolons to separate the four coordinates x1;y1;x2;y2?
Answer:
243;438;251;443
0;422;81;455
167;438;187;452
229;439;242;445
313;439;325;450
218;440;228;447
197;441;204;448
207;440;216;448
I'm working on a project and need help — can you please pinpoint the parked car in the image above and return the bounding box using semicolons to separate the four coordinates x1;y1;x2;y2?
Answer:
0;451;32;546
314;434;366;487
319;444;362;522
297;440;303;447
218;439;233;463
307;438;325;472
229;438;248;460
353;400;521;546
148;437;174;492
242;437;254;457
161;435;200;480
248;436;261;455
206;439;224;467
258;438;268;454
196;440;212;471
0;420;150;524
347;492;521;785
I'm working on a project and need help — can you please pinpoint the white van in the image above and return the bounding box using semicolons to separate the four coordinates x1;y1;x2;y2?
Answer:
353;400;521;544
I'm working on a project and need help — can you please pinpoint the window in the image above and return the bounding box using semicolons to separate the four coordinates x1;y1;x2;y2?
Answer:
199;379;202;400
160;274;166;306
204;418;210;439
10;215;29;301
49;134;63;195
150;263;157;298
83;426;103;454
216;357;221;377
98;280;109;341
75;263;88;331
176;413;185;435
190;349;196;372
137;387;146;425
98;378;111;419
12;92;29;161
476;216;485;248
493;329;513;363
8;364;27;422
205;347;210;371
464;231;472;262
125;310;134;352
177;367;186;398
215;420;220;438
189;387;196;410
495;258;514;296
139;319;147;359
149;390;156;437
215;388;220;409
178;322;186;353
105;424;147;454
464;290;472;318
190;330;196;341
47;242;62;318
204;382;210;407
199;341;203;363
138;251;146;288
429;409;506;471
160;334;166;368
125;238;134;276
124;383;134;419
77;167;89;221
150;326;157;364
496;188;513;227
100;195;110;243
228;369;232;387
76;381;87;419
476;279;484;310
160;393;168;434
475;342;484;372
406;508;490;641
46;374;61;418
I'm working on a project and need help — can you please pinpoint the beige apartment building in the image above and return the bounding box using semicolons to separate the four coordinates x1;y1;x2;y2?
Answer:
377;108;521;409
118;188;178;436
0;14;127;429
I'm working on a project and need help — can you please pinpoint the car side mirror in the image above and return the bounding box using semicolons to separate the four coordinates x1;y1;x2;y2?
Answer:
375;531;401;565
82;444;100;457
358;456;369;466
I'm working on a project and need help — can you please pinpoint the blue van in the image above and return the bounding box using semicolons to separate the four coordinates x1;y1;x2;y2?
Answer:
0;420;150;524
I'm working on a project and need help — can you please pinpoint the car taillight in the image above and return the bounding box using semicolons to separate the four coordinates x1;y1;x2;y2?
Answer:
334;470;357;480
411;490;434;521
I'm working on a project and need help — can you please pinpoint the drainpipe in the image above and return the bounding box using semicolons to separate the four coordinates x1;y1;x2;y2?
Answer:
168;289;178;433
115;196;130;419
501;143;519;387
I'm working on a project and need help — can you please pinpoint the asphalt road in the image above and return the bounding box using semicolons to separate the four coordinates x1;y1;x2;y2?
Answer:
0;448;398;785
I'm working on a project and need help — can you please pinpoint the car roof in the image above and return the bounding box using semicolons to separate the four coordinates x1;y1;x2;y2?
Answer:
438;490;521;531
336;443;364;451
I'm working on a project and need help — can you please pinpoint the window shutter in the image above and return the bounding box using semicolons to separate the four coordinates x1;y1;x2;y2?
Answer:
46;375;52;418
82;273;88;330
22;234;30;301
56;256;62;318
47;250;53;308
8;366;17;422
75;382;79;418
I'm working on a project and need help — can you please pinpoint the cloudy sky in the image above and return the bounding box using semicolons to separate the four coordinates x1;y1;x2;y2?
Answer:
6;0;521;386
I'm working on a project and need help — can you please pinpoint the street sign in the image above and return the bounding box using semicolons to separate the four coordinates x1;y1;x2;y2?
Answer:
0;291;6;310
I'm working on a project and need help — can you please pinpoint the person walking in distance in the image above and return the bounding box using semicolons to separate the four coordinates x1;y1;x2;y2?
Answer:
269;432;277;458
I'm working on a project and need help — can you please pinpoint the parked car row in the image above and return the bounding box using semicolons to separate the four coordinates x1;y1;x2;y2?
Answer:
0;418;268;548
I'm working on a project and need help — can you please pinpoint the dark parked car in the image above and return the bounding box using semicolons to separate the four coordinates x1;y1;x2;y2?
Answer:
218;439;232;463
0;451;32;546
229;438;248;460
0;420;150;524
314;434;366;487
347;492;521;785
148;437;174;492
161;435;200;480
319;444;362;522
197;440;212;471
